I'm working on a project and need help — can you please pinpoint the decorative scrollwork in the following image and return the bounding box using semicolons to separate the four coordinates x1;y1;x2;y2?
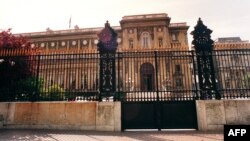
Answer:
191;18;221;100
97;21;118;101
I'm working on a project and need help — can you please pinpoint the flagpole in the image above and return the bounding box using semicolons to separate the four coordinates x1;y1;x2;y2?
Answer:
69;15;71;29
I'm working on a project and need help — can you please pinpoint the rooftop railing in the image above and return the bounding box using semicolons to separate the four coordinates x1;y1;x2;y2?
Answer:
169;22;187;27
122;13;168;20
16;26;121;37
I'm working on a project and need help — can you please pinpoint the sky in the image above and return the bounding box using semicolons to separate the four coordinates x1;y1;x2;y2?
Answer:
0;0;250;44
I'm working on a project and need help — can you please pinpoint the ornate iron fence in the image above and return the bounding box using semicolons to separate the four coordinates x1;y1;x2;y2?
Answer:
214;49;250;99
0;49;250;102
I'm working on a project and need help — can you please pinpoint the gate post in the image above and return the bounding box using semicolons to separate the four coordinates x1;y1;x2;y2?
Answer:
97;21;118;101
191;18;221;100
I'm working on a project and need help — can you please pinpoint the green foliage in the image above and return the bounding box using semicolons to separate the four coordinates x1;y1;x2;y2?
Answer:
114;92;126;101
0;29;34;88
0;29;37;101
41;84;65;101
0;76;44;101
14;77;44;101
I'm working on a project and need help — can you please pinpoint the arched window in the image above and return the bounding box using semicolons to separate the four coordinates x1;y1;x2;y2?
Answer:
129;39;133;48
141;32;151;48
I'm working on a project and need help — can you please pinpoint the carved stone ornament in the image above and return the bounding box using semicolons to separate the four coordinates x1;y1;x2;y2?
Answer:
137;27;154;40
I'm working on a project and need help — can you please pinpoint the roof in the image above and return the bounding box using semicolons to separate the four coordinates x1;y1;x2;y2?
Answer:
217;37;242;43
122;13;168;20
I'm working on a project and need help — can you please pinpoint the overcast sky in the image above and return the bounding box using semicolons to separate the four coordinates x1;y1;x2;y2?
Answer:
0;0;250;44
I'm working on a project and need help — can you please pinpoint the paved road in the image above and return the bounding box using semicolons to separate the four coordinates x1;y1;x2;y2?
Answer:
0;129;223;141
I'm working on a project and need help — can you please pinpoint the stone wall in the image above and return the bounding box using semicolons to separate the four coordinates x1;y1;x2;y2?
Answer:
2;100;250;131
0;102;121;131
196;100;250;131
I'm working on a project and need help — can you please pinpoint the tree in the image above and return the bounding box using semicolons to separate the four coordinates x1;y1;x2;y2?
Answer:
0;29;37;101
0;29;31;49
15;77;44;101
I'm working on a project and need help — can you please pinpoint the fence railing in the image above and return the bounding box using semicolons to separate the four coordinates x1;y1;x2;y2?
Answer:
213;49;250;99
0;49;250;102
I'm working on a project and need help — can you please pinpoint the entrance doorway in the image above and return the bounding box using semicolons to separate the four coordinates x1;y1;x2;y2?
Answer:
140;63;155;91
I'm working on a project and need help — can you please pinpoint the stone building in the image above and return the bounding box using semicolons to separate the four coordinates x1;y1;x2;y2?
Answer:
17;13;192;93
214;37;250;50
22;13;189;52
214;37;250;94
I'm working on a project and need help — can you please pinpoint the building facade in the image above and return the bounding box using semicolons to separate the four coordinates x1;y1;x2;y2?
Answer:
16;13;193;94
10;13;250;100
214;37;250;93
21;13;189;52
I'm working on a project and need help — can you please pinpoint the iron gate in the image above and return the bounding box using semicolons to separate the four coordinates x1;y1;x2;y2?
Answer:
118;51;199;130
121;101;197;130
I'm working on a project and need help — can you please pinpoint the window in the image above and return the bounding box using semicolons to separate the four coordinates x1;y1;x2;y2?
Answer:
70;40;78;47
60;41;66;47
93;76;99;89
40;42;46;48
129;39;133;48
166;62;170;79
69;72;76;89
81;74;88;89
135;61;138;73
232;55;240;64
175;64;181;74
224;72;229;78
49;41;57;48
158;38;163;47
48;73;54;86
141;32;151;48
58;71;64;88
176;78;183;87
82;40;88;47
70;80;76;90
125;61;129;73
225;80;230;88
236;71;240;78
171;33;178;41
185;33;188;44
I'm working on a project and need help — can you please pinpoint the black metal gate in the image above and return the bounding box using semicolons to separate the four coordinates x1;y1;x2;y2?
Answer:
120;19;226;131
161;101;197;129
121;101;197;130
119;51;199;130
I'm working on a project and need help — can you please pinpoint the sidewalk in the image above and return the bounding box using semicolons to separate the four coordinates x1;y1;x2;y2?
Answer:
0;129;223;141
